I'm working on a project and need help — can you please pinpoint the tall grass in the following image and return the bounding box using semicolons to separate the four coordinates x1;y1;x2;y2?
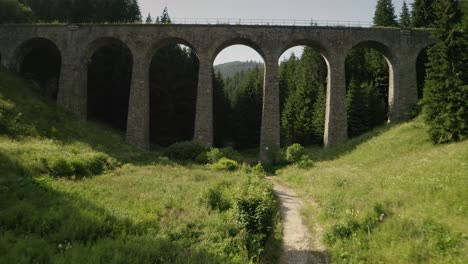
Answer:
0;68;279;263
278;118;467;263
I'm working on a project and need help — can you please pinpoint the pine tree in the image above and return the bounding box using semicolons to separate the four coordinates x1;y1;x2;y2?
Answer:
400;1;411;29
281;48;327;145
213;71;231;147
231;66;263;148
347;79;369;137
411;0;436;28
311;85;326;143
160;6;171;24
373;0;398;27
145;13;152;23
422;0;467;143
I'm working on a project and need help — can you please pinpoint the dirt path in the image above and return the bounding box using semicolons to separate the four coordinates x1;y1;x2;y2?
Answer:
269;177;328;264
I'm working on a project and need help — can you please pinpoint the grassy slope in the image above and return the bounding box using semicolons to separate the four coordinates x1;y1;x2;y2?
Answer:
278;119;467;263
0;68;279;263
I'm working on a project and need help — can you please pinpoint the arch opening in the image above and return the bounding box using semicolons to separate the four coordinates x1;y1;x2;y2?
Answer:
345;42;392;138
213;44;265;149
87;38;132;131
278;45;329;147
149;42;199;147
416;46;431;99
17;38;61;101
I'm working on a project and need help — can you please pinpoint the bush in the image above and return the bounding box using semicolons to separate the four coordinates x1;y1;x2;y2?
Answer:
47;153;116;178
206;147;243;164
209;158;239;171
163;141;209;161
324;217;360;245
199;185;231;211
285;143;306;163
234;181;277;258
296;155;314;169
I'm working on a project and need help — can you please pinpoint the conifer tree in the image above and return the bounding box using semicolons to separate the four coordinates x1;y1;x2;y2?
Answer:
281;48;326;145
347;79;369;137
160;6;171;24
422;0;467;143
311;85;326;143
373;0;398;27
145;13;152;24
400;1;412;29
411;0;435;28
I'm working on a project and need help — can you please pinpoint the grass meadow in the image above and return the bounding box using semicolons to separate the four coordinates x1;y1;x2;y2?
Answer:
277;118;467;263
0;68;280;263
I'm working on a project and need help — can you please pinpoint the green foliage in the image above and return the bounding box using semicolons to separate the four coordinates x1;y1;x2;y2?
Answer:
411;0;436;28
214;61;263;79
285;143;306;163
150;42;199;146
296;156;314;169
234;179;278;260
163;141;209;161
278;118;468;263
21;0;142;23
0;68;280;263
422;0;467;143
199;184;231;211
46;153;116;179
209;158;240;171
0;0;33;23
373;0;399;27
206;147;242;164
345;48;388;138
230;66;264;149
400;1;412;29
281;48;327;146
347;79;369;137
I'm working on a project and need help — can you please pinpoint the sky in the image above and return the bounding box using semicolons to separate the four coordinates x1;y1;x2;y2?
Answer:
139;0;413;65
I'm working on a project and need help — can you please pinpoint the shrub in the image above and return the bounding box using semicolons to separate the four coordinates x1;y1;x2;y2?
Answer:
233;181;277;258
251;162;266;176
49;158;74;178
285;143;306;163
324;217;360;245
296;155;314;169
199;185;231;211
163;141;209;161
206;147;243;164
209;158;239;171
47;153;115;178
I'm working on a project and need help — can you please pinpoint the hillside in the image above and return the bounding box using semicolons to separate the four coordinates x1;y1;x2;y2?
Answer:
278;119;468;263
0;68;279;263
214;61;264;79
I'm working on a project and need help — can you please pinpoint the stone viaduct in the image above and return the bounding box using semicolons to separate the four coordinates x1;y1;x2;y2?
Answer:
0;24;434;163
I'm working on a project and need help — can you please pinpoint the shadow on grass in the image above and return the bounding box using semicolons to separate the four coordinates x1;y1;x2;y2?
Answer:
0;152;227;263
306;124;394;162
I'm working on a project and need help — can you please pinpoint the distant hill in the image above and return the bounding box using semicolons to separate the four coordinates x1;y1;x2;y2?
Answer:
214;61;263;79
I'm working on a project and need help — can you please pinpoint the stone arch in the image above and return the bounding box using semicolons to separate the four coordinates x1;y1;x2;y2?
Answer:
147;37;200;147
211;39;267;149
344;40;394;136
145;37;199;66
277;40;331;147
415;44;434;99
84;37;134;131
280;39;331;63
211;38;267;65
12;37;62;100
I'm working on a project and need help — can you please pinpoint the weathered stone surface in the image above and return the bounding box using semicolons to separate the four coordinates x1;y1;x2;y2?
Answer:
0;24;435;161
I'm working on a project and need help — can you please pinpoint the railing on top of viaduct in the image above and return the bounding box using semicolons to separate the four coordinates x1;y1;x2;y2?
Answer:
169;18;374;27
